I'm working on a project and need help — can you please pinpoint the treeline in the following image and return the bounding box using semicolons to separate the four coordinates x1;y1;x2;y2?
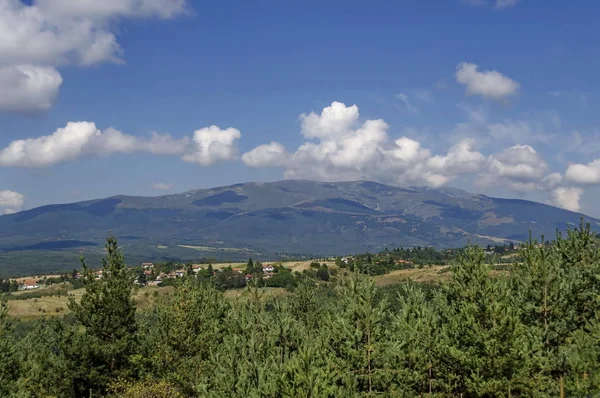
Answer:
2;223;600;396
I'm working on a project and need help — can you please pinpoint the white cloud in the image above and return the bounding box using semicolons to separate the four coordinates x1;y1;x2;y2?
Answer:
300;101;359;140
550;187;583;212
241;142;289;167
0;0;188;112
0;122;239;167
456;62;520;101
565;160;600;184
242;101;583;212
395;93;419;113
152;182;173;191
0;0;188;67
182;126;241;166
0;65;63;112
243;101;485;187
488;145;547;182
0;190;25;214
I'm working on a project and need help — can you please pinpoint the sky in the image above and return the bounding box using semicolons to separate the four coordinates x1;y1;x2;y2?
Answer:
2;0;600;216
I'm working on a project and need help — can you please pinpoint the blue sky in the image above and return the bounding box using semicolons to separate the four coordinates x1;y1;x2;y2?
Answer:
2;0;600;216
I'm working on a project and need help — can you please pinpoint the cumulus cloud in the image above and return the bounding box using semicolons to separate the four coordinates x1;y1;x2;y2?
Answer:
242;101;581;212
550;187;583;212
300;101;359;140
0;122;240;167
456;62;520;101
182;126;241;166
0;65;63;112
243;101;486;187
152;182;173;191
565;160;600;184
0;0;188;112
0;190;25;214
241;142;289;168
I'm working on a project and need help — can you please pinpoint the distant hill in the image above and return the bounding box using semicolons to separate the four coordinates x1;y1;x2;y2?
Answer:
0;180;596;275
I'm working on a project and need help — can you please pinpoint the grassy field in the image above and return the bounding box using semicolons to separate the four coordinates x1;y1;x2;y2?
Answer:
6;285;175;320
211;259;336;273
374;266;451;286
223;287;290;300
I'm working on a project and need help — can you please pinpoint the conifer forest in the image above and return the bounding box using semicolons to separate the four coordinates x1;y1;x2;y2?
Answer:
2;222;600;397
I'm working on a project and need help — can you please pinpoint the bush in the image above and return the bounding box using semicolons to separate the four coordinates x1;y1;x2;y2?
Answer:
316;265;330;281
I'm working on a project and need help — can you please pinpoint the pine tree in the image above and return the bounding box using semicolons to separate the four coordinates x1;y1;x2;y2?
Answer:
386;282;450;395
327;271;388;394
246;257;254;274
144;279;229;395
0;297;19;396
444;246;534;395
68;235;138;395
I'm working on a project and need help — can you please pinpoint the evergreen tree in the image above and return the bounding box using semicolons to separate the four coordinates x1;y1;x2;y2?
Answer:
144;279;229;395
444;246;535;395
0;297;19;396
246;257;254;274
68;235;138;395
327;272;388;393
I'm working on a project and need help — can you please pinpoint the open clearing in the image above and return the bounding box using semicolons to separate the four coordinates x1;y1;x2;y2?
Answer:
374;266;450;286
7;285;174;320
211;260;336;273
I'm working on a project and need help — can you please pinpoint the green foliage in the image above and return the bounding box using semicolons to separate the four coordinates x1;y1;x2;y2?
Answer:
265;267;297;290
316;264;330;281
0;297;19;396
6;224;600;397
67;235;138;396
140;279;229;394
108;379;185;398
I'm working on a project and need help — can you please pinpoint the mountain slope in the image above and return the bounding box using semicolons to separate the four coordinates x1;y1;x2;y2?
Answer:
0;180;596;261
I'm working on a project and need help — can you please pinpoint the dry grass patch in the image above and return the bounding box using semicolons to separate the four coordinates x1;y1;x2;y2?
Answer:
223;287;290;300
7;288;85;320
374;266;450;287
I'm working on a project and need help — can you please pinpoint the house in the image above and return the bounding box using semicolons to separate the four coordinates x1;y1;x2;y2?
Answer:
245;274;253;281
174;269;185;278
147;280;160;287
142;262;154;270
94;270;103;279
192;264;202;273
19;280;39;290
143;270;153;276
262;264;275;273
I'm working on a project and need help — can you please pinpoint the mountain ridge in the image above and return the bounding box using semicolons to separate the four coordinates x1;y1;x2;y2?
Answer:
0;180;596;266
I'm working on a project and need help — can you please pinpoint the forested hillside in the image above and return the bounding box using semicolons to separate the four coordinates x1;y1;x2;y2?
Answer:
2;223;600;397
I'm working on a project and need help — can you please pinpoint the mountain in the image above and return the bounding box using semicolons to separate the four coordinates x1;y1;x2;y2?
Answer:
0;180;596;271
